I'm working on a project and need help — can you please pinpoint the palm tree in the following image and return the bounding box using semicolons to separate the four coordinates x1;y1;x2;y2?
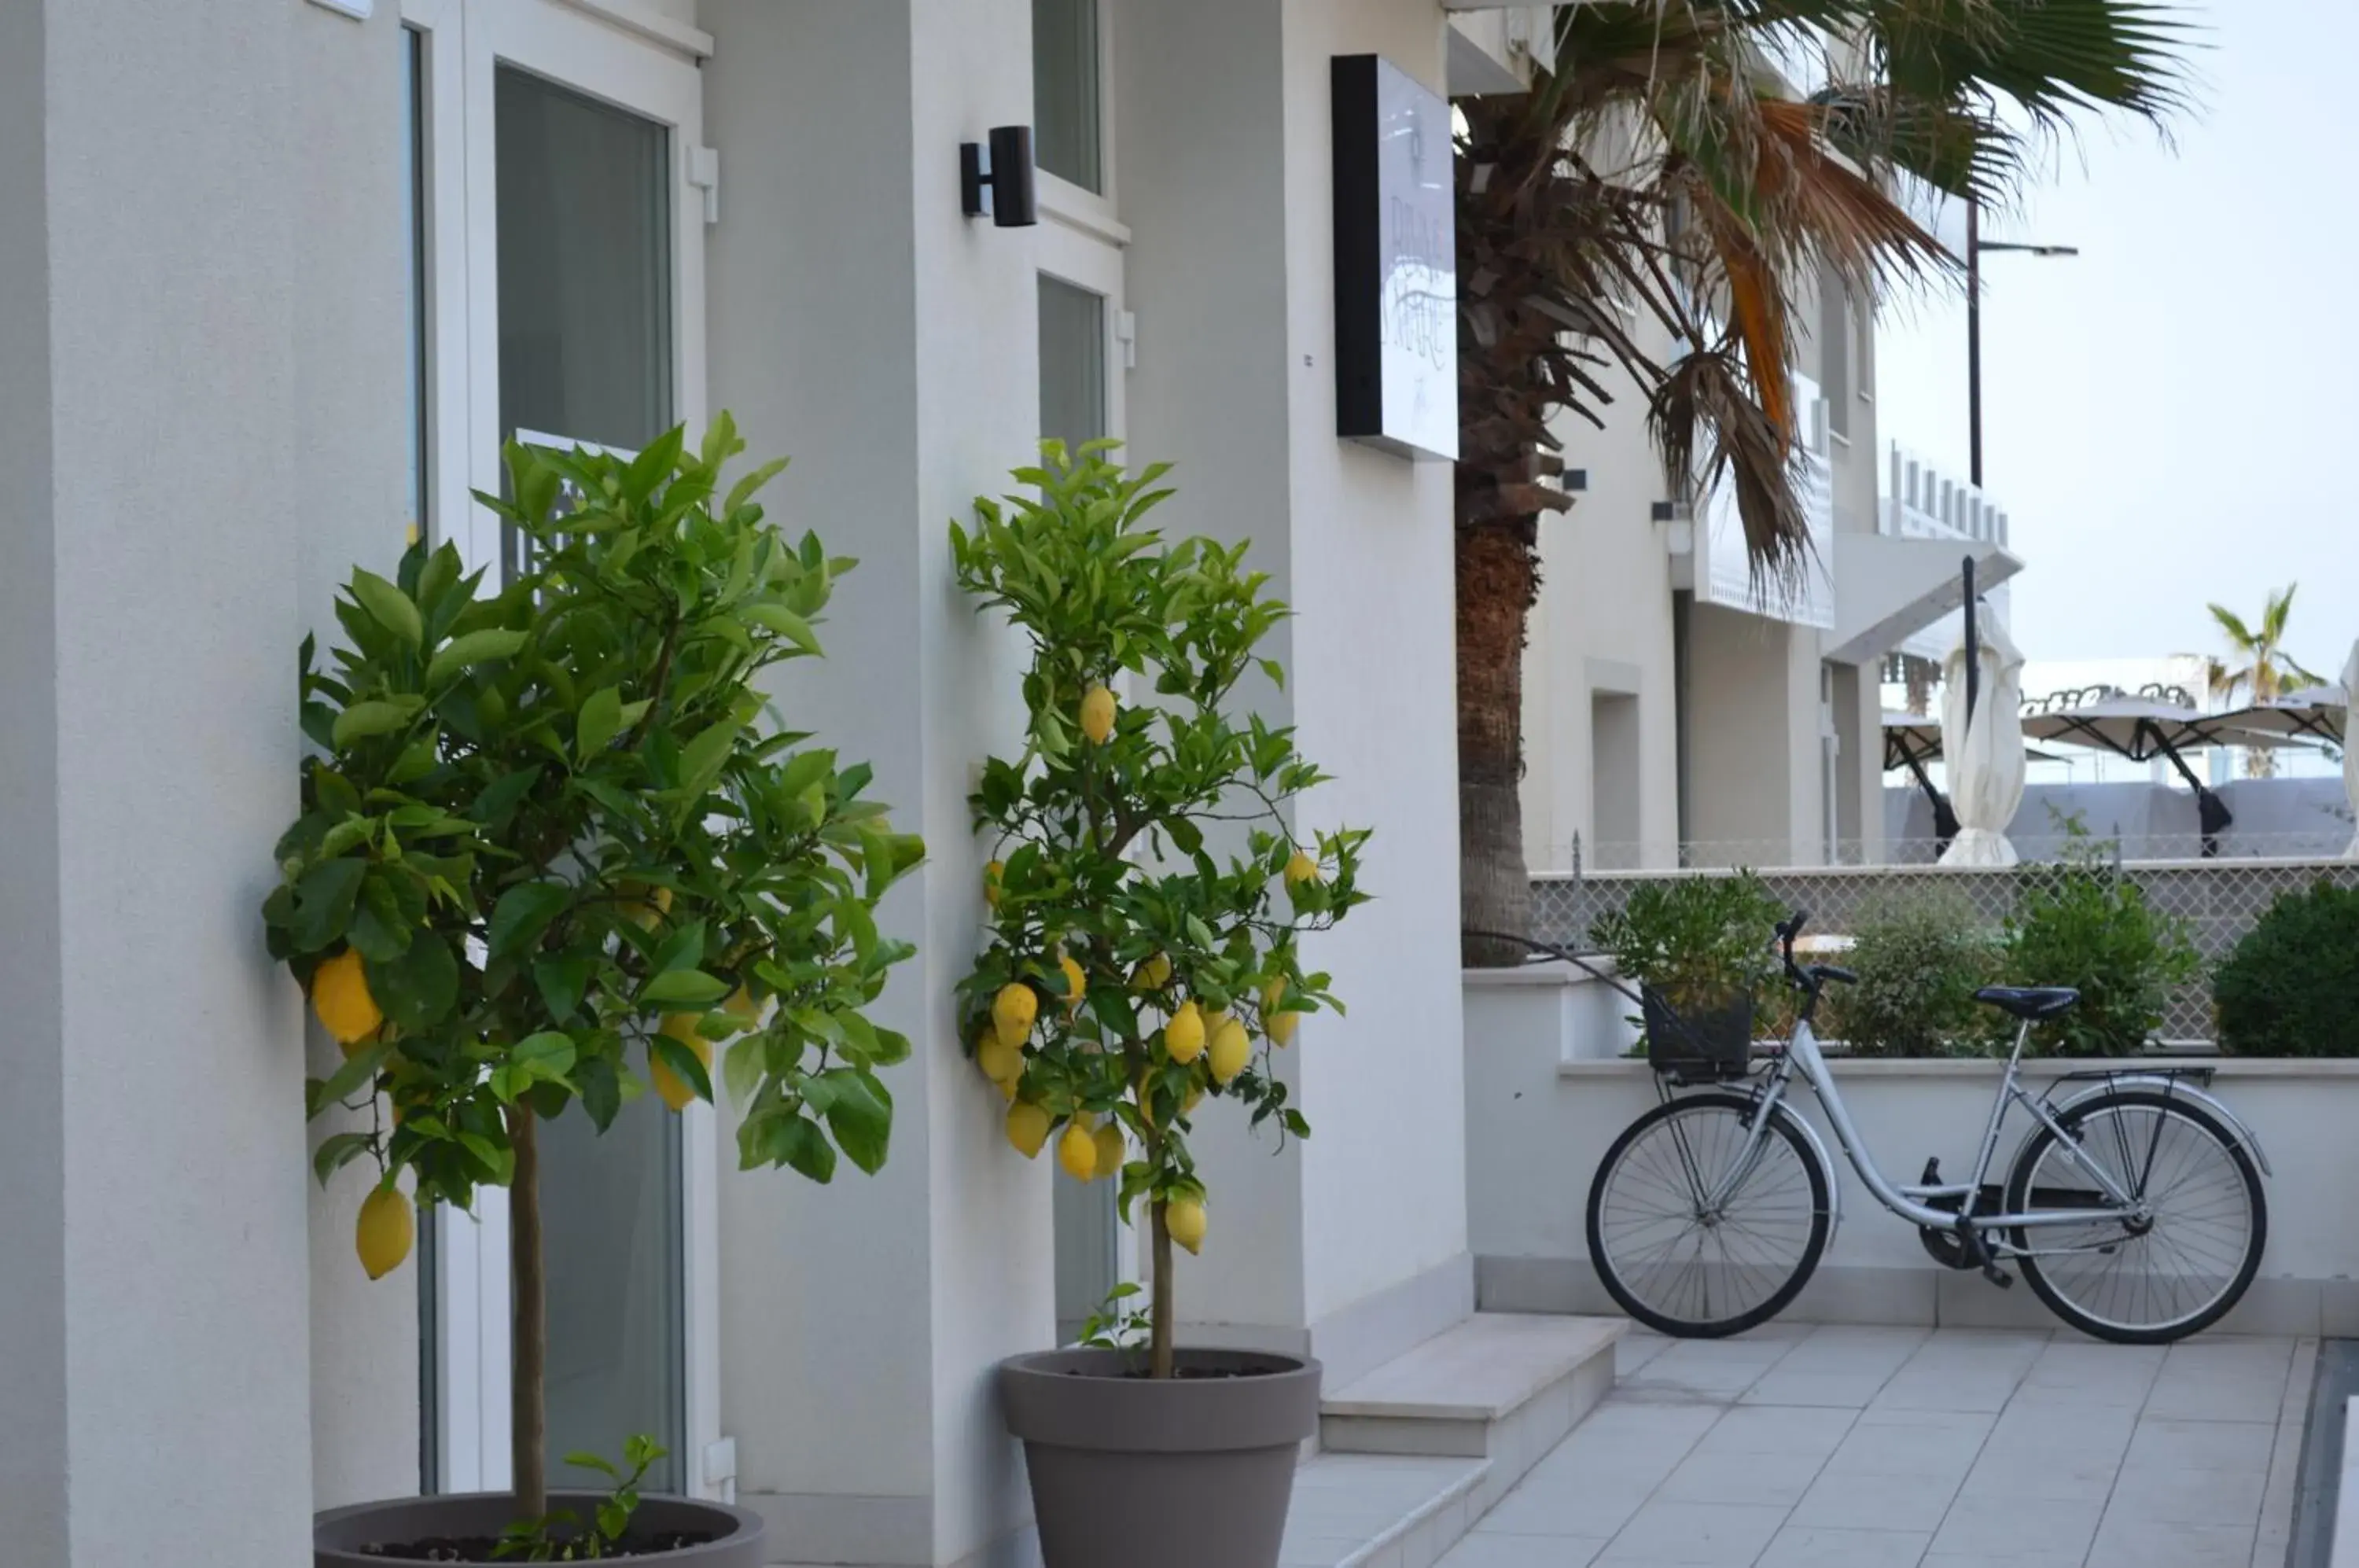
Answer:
2203;584;2320;777
1455;2;2192;962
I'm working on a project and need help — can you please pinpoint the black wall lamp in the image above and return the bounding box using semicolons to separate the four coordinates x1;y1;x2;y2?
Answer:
960;127;1038;227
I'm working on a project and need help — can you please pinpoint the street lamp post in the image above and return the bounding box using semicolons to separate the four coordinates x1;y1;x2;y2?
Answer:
1965;196;2078;488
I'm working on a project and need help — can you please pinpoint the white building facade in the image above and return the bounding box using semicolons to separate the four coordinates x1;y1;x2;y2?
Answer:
0;2;1551;1563
1520;263;2022;871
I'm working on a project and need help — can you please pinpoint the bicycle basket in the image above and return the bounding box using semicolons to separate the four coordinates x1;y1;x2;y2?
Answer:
1640;987;1754;1084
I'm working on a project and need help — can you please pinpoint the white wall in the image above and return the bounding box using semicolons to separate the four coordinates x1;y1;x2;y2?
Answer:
701;2;1048;1562
1467;973;2354;1334
0;0;403;1557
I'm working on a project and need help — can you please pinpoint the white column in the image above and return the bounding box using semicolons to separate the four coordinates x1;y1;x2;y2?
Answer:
702;3;1052;1563
0;0;396;1558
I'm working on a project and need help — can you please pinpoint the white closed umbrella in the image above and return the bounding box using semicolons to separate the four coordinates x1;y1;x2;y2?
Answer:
2343;640;2359;859
1939;613;2026;867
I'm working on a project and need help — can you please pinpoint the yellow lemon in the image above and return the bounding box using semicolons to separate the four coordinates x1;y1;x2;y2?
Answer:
1080;685;1117;745
1166;1198;1208;1256
1092;1121;1126;1181
723;985;764;1028
984;859;1006;909
992;983;1039;1047
1130;954;1172;992
650;1014;712;1112
1058;954;1087;1011
1209;1018;1251;1086
311;948;383;1047
1183;1083;1205;1116
977;1032;1023;1090
1263;977;1296;1046
356;1186;414;1280
1057;1121;1099;1181
1284;848;1320;888
623;884;675;930
1165;1001;1207;1065
1007;1101;1052;1159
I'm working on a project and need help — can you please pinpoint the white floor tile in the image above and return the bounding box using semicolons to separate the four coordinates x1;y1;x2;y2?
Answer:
1592;1500;1787;1566
1754;1525;1930;1568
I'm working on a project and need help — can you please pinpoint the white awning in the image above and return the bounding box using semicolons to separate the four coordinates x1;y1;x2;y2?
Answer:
1822;532;2021;666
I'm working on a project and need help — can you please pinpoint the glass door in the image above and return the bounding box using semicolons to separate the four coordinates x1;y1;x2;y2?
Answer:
405;0;716;1500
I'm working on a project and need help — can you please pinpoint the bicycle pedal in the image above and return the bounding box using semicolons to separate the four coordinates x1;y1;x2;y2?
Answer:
1982;1264;2014;1290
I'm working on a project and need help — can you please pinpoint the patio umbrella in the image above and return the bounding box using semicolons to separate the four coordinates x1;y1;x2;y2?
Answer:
2017;687;2313;856
1938;614;2025;866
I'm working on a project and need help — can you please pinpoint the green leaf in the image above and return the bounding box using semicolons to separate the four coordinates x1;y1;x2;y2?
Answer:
641;968;730;1007
346;872;414;963
350;570;423;648
307;1038;390;1116
565;1451;622;1480
651;1032;713;1103
311;1131;374;1187
532;953;596;1023
742;602;823;657
368;935;458;1031
489;882;573;959
513;1031;578;1083
468;765;543;828
291;857;366;953
577;1055;623;1131
426;628;528;686
771;1114;838;1183
332;700;416;748
819;1068;892;1175
723;1035;765;1106
576;686;625;764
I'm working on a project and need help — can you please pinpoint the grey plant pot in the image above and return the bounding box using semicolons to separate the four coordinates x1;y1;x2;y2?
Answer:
314;1490;765;1566
999;1348;1323;1568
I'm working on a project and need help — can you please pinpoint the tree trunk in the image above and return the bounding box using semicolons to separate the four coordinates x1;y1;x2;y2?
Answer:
1458;520;1540;966
508;1103;547;1520
1149;1198;1175;1380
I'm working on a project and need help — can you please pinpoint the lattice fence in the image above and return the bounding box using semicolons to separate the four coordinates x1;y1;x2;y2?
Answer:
1531;856;2359;1045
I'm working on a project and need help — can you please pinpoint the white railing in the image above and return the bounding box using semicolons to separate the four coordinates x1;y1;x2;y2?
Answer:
1691;374;1837;629
1882;440;2011;663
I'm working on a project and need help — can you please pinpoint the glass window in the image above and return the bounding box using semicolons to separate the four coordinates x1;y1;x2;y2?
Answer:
1038;274;1107;455
495;64;674;583
1032;0;1102;193
492;61;686;1495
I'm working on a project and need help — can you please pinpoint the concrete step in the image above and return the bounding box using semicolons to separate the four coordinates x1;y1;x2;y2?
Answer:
1319;1312;1624;1511
1279;1453;1487;1568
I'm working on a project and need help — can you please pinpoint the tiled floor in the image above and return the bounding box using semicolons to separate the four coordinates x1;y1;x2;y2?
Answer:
1434;1326;2314;1568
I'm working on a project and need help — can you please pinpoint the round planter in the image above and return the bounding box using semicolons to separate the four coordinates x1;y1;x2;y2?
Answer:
999;1348;1322;1568
314;1491;765;1566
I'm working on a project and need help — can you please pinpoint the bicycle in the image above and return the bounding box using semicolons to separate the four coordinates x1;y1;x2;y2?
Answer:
1494;912;2272;1345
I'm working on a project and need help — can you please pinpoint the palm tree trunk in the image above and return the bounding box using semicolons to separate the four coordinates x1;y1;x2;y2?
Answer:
508;1103;547;1520
1458;519;1539;966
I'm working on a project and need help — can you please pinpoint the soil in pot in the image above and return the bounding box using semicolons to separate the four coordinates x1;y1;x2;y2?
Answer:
353;1529;716;1561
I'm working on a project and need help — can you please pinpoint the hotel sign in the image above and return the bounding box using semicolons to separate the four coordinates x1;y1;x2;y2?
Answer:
1331;55;1458;462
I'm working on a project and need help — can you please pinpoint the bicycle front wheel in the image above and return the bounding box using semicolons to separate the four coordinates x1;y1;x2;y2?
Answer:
2005;1089;2266;1345
1585;1092;1831;1338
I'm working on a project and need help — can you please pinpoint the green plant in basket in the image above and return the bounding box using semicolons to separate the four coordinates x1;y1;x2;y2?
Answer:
1588;873;1783;1019
953;441;1371;1378
263;417;923;1522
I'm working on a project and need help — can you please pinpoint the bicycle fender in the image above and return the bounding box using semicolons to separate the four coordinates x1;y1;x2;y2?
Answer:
1766;1099;1844;1239
2037;1077;2274;1180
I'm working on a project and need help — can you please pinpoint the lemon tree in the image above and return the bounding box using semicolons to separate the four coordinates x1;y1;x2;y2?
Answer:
264;416;922;1516
952;442;1369;1378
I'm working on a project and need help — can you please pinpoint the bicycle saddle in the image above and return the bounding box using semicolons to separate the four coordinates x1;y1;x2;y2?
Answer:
1974;985;2080;1021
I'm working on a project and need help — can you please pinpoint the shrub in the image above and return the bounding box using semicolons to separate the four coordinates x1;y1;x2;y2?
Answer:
1833;891;2002;1057
953;444;1370;1378
1589;873;1783;1016
1998;853;2199;1056
2214;881;2359;1057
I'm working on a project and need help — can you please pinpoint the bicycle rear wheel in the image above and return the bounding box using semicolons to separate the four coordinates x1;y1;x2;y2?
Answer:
2005;1089;2265;1345
1585;1092;1830;1338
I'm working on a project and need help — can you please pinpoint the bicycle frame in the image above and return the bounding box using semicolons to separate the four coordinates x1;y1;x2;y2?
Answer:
1715;1013;2146;1246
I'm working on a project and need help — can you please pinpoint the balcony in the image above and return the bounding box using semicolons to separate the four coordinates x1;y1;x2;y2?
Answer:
1820;440;2021;664
1667;374;1838;630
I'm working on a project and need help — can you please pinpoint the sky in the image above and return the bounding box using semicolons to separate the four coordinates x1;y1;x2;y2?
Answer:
1871;1;2359;686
